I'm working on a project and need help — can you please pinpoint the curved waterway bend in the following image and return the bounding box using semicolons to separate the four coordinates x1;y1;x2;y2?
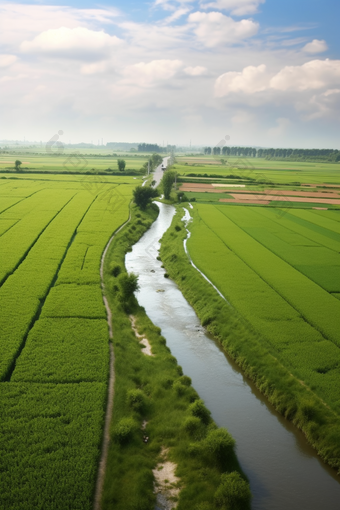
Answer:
126;202;340;510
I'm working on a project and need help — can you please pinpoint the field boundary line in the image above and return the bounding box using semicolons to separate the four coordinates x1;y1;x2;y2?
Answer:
0;192;77;288
199;205;333;345
94;204;132;510
0;188;45;215
5;194;97;381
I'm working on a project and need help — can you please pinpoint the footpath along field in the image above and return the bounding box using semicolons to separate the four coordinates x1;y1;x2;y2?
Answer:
187;204;340;414
0;173;135;509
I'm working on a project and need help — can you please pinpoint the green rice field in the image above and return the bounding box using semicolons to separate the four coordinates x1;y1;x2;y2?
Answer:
0;173;135;509
187;204;340;413
175;155;340;185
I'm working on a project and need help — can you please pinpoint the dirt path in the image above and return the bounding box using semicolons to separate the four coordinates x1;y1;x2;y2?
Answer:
93;210;131;510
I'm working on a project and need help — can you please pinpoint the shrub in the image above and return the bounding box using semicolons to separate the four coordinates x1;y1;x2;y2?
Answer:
178;375;191;386
173;380;186;396
214;472;251;510
189;399;211;424
183;416;201;435
113;417;136;444
204;428;235;458
119;272;139;300
110;264;122;277
127;389;145;412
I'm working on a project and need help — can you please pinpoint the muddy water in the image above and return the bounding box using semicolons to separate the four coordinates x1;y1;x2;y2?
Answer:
125;202;340;510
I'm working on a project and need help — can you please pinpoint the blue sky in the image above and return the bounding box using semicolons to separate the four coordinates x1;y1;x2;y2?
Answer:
0;0;339;147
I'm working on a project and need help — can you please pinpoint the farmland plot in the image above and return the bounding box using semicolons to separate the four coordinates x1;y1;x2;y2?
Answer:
187;204;340;413
0;175;134;510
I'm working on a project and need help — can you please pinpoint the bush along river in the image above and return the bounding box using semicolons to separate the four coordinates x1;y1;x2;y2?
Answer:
125;202;340;510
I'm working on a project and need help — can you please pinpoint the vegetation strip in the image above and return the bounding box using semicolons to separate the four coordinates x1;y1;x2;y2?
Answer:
100;202;251;510
93;207;132;510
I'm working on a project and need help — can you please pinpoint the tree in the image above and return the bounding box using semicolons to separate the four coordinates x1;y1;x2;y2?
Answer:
15;160;22;171
162;170;177;199
133;186;159;210
118;272;139;301
117;159;126;171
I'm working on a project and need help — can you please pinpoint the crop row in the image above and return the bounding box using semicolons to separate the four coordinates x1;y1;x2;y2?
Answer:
199;205;340;347
11;318;109;383
222;207;340;293
57;186;132;285
0;189;77;284
0;382;106;510
0;192;95;380
290;209;340;235
188;205;340;411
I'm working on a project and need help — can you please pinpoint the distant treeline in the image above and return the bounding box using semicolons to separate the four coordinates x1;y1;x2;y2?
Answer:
137;143;176;153
204;146;340;162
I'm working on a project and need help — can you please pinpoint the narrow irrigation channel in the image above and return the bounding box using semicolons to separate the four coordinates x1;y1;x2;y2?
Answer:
126;202;340;510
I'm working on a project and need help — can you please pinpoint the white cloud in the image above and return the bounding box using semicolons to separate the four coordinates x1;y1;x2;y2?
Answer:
184;65;207;75
215;64;269;96
0;54;17;67
302;39;328;54
188;11;258;47
270;59;340;91
200;0;265;16
122;59;183;87
163;8;191;24
20;27;122;60
215;60;340;97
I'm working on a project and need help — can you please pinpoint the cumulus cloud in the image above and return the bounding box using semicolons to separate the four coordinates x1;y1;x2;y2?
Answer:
302;39;328;54
184;65;207;75
20;26;122;60
200;0;265;16
215;64;269;96
0;54;17;67
270;59;340;91
188;11;258;46
215;59;340;97
122;59;183;86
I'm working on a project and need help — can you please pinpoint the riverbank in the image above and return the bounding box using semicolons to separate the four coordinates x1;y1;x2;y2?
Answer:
159;206;340;474
100;202;251;510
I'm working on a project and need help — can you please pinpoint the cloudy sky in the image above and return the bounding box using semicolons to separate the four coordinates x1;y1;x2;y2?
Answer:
0;0;339;147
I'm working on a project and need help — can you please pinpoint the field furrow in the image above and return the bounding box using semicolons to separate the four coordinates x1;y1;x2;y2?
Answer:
204;205;340;347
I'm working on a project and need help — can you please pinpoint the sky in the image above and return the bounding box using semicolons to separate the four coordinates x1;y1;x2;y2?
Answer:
0;0;339;148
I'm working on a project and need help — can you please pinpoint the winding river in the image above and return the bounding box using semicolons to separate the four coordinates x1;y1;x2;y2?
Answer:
126;202;340;510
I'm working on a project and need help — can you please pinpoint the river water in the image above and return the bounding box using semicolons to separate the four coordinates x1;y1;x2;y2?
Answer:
125;202;340;510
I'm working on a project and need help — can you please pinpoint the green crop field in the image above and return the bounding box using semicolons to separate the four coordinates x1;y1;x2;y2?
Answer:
175;155;340;185
186;203;340;414
0;149;150;173
0;173;135;509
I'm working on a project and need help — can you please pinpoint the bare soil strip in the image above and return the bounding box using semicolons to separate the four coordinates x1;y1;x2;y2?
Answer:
229;193;340;204
130;315;154;356
94;210;131;510
152;447;181;510
181;184;340;198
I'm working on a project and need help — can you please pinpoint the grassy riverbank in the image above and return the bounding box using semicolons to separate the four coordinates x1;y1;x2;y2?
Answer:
159;207;340;474
101;203;251;509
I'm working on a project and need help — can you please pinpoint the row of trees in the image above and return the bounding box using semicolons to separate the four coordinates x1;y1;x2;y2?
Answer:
137;143;176;153
203;146;340;161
